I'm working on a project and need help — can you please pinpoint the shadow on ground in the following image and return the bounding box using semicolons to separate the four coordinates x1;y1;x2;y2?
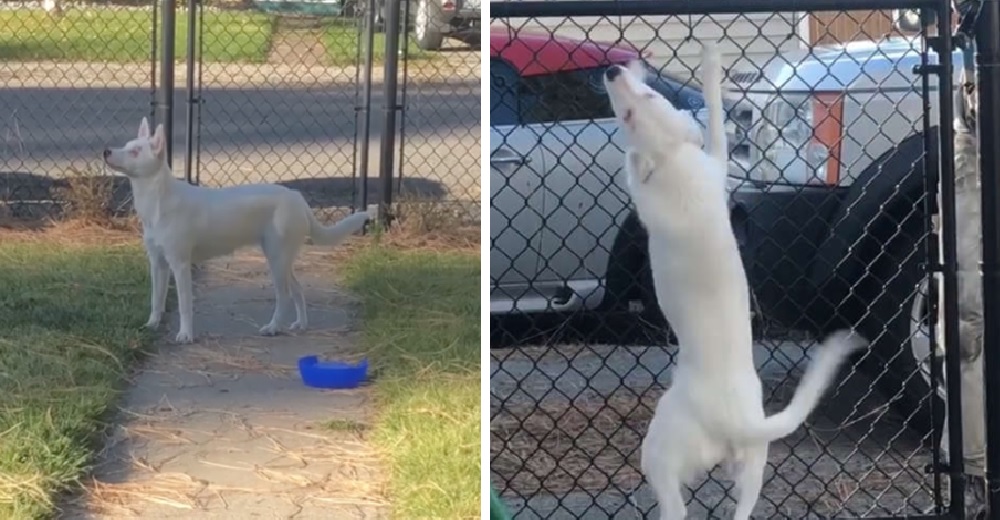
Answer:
0;171;449;219
279;176;446;208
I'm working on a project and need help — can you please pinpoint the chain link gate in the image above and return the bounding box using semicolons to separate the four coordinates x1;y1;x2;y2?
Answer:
489;0;969;517
178;0;372;220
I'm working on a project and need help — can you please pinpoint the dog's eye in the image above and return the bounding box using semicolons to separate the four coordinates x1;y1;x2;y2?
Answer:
644;93;657;100
128;149;139;157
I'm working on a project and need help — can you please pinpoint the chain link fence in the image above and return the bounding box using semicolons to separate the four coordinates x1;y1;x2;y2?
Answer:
187;3;363;220
0;0;481;225
394;0;481;225
0;0;160;219
490;1;964;517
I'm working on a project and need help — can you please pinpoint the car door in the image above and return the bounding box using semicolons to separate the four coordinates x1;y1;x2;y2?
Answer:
489;58;551;314
520;65;631;312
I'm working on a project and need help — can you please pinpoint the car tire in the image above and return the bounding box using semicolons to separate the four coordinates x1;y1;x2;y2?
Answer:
414;0;445;50
599;211;674;345
858;215;943;435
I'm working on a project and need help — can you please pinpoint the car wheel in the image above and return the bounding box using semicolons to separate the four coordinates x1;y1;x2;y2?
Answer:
861;224;944;434
414;0;444;50
599;211;674;345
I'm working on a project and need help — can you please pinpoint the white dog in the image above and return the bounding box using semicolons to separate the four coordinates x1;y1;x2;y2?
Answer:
605;45;865;519
104;118;369;344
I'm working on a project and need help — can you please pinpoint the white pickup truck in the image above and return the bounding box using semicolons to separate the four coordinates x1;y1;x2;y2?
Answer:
727;26;963;431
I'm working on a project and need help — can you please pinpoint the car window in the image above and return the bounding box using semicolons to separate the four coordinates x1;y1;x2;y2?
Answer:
490;58;521;126
516;64;704;125
521;67;613;124
650;75;687;108
648;68;704;111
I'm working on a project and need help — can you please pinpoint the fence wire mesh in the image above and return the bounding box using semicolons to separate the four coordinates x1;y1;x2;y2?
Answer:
395;0;481;225
0;0;481;225
0;0;158;219
490;5;957;518
190;6;364;220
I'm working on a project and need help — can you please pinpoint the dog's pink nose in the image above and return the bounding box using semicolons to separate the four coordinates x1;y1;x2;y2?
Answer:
103;149;111;159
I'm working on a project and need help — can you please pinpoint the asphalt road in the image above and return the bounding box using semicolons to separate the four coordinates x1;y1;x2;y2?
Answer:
0;55;480;216
491;341;939;519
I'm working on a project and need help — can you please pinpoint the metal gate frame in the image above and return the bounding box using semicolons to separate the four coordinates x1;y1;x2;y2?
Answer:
490;0;965;518
150;0;402;222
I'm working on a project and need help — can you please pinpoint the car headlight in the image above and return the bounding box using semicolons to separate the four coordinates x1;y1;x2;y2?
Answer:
748;94;844;186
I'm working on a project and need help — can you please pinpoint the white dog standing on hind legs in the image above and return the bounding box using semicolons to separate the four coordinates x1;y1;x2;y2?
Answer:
104;117;369;344
604;43;866;519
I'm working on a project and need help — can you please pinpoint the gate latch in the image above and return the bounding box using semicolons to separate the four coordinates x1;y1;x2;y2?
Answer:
914;63;945;76
914;36;948;76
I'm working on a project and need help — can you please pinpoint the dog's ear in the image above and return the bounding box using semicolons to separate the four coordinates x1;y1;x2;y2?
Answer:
625;60;647;83
138;117;150;139
150;124;166;157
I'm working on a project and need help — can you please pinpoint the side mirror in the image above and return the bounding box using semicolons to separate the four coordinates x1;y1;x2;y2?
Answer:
892;8;935;33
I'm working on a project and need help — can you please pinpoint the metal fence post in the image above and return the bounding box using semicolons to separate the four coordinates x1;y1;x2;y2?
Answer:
156;0;176;166
378;0;402;227
932;1;965;513
149;0;159;120
183;0;198;184
975;0;1000;515
356;0;378;213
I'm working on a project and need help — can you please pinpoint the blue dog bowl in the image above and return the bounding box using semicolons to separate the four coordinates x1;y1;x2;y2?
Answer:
298;355;368;389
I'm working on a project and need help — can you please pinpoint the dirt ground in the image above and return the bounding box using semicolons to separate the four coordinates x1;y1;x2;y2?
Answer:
491;343;941;519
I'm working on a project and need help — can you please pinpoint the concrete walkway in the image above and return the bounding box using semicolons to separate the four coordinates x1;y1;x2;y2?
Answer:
60;247;386;519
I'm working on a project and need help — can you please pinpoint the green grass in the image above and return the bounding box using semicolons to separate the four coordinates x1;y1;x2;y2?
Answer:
0;9;274;63
324;23;432;67
342;245;479;518
0;238;151;519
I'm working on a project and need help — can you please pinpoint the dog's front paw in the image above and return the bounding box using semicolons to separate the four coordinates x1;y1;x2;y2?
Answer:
144;314;162;329
174;330;195;344
289;320;307;332
259;323;279;336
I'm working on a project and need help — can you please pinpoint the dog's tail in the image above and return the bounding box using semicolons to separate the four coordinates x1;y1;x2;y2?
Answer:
309;211;369;246
701;41;727;166
737;329;866;443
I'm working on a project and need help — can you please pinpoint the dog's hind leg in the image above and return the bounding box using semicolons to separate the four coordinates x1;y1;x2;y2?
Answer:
260;235;294;336
731;443;768;520
288;270;308;331
648;473;686;520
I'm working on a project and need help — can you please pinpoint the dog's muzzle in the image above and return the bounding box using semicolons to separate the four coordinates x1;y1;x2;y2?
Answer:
605;65;623;82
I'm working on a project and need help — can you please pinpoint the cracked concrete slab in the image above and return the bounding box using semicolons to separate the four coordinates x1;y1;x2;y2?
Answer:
59;245;386;519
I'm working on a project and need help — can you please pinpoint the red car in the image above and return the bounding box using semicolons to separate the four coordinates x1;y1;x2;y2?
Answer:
490;30;644;76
